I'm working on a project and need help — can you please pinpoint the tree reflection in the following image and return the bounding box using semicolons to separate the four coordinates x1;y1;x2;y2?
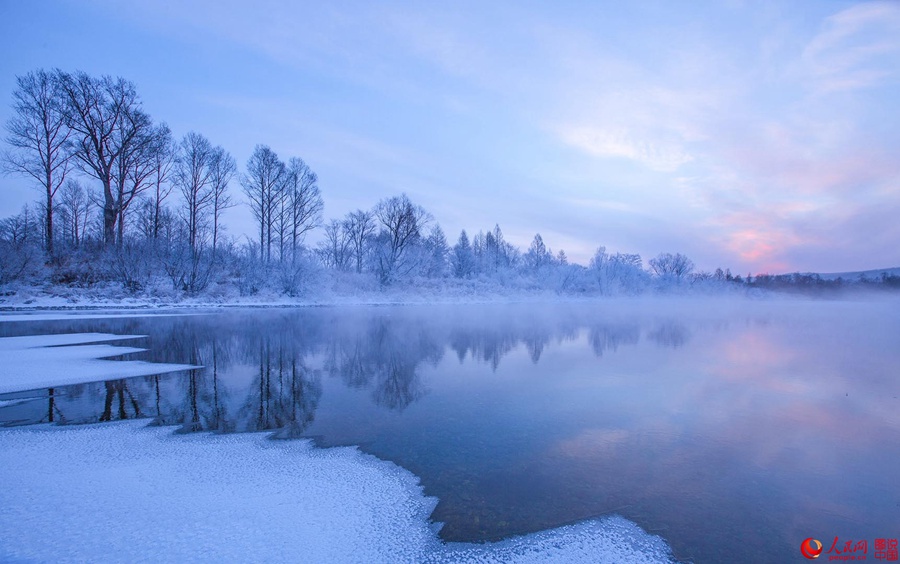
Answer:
449;327;518;371
238;334;322;436
99;379;142;421
588;323;640;357
647;322;690;348
1;306;699;433
272;358;322;439
324;316;439;411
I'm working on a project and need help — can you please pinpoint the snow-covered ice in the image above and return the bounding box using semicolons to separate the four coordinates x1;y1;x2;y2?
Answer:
0;312;202;323
0;333;197;394
0;422;676;563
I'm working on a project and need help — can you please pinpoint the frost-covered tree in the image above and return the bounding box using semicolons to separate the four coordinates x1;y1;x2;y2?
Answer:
422;224;449;277
344;209;375;274
555;249;568;266
589;246;609;288
649;252;695;281
373;194;432;284
3;69;72;255
471;224;517;275
491;224;518;270
451;230;474;279
591;247;645;294
524;234;551;271
0;205;42;284
319;219;351;270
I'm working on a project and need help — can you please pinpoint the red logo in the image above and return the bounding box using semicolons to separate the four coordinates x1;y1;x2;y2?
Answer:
802;538;824;559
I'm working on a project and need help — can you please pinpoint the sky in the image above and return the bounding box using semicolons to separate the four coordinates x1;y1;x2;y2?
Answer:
1;0;899;274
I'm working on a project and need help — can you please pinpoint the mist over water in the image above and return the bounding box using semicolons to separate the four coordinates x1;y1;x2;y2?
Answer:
1;297;898;563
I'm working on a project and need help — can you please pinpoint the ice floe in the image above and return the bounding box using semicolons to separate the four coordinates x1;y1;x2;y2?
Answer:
0;333;197;394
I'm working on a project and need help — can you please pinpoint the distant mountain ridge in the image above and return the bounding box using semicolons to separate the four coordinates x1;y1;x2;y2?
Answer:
806;267;900;281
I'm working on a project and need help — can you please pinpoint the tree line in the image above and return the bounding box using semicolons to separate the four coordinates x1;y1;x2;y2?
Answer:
2;69;897;298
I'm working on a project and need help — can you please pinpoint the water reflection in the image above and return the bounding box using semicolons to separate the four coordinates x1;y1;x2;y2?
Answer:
0;307;667;429
324;317;440;410
588;322;641;356
1;301;898;564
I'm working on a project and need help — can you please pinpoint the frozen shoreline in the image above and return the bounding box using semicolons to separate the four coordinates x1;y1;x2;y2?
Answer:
0;277;769;314
0;421;676;563
0;292;681;313
2;287;887;317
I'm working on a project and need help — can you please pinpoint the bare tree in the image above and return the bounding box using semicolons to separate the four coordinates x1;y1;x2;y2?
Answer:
0;204;39;245
2;69;72;256
649;252;694;280
274;181;290;262
208;146;236;253
135;197;176;243
113;121;170;244
0;205;41;284
57;71;149;245
284;157;323;263
241;145;285;264
319;219;351;270
141;124;178;240
173;132;214;253
344;209;375;273
58;179;90;247
373;194;432;284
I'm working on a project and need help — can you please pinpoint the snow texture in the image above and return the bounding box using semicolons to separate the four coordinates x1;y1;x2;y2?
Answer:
0;333;197;394
0;422;676;564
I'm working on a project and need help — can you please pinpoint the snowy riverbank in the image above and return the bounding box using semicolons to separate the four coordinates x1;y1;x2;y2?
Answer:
0;274;761;313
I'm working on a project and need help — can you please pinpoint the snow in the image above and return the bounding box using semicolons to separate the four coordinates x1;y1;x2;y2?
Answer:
0;312;201;323
0;270;759;313
0;289;773;317
0;290;622;311
0;333;197;394
0;422;675;563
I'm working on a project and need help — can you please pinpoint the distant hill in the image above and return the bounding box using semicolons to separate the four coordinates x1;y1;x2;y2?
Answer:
810;267;900;281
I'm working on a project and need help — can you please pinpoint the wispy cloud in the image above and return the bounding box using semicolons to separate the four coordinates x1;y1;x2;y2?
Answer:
801;1;900;91
556;126;692;172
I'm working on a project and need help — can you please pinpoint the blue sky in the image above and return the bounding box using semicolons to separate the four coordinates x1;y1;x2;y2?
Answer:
1;0;899;273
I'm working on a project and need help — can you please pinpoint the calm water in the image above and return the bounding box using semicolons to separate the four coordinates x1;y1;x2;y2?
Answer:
1;300;898;563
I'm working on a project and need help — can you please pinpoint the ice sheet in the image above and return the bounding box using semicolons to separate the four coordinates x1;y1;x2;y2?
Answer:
0;333;197;394
0;312;199;323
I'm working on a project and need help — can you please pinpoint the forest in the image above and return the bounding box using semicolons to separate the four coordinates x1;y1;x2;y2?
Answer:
2;69;897;302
